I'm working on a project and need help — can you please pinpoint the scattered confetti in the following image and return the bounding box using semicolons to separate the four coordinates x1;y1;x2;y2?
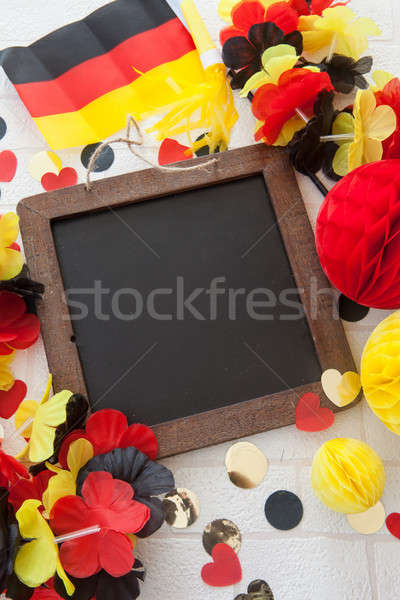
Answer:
338;294;370;322
158;138;192;165
386;512;400;540
0;150;17;182
41;167;77;192
163;488;200;528
264;490;303;530
347;501;385;534
235;579;274;600
195;133;221;157
0;118;7;141
225;441;268;489
81;143;114;172
29;151;62;181
201;543;242;587
295;392;335;432
203;519;241;556
321;369;361;407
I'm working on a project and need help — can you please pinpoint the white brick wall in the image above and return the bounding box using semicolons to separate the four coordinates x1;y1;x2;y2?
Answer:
0;1;399;598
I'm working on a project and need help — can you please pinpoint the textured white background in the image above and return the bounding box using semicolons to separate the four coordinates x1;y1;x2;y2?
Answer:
0;1;400;599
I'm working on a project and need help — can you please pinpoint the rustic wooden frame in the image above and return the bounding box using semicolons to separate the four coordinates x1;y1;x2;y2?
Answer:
18;144;356;458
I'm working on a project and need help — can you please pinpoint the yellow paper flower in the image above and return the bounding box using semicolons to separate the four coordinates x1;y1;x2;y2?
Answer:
332;89;397;176
311;438;385;514
14;499;74;594
0;213;23;281
43;438;94;513
0;351;15;391
361;311;400;435
240;44;299;97
299;7;381;60
218;0;288;22
371;70;395;92
15;374;73;463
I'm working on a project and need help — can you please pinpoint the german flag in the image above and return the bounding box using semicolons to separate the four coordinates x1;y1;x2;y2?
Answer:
0;0;205;149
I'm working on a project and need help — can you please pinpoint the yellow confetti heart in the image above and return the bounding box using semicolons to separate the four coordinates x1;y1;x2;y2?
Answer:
321;369;361;407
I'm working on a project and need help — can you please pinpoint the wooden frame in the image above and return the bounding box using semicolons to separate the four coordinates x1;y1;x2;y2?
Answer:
18;144;356;458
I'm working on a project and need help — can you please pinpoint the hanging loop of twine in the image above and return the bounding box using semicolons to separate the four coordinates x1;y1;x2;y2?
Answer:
86;116;218;191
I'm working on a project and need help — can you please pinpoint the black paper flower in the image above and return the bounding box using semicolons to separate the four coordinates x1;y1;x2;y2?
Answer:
54;560;145;600
300;54;373;94
76;447;175;538
30;393;89;476
0;265;44;301
288;90;341;179
223;22;303;89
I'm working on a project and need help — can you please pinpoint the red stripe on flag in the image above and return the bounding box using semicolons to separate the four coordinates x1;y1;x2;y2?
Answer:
15;19;195;118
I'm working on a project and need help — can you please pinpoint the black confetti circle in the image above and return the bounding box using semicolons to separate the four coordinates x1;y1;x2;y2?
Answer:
81;142;114;172
264;490;303;530
338;294;370;322
0;118;6;141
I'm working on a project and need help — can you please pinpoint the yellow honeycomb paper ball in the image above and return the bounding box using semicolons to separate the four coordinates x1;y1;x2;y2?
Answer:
361;310;400;434
311;438;385;514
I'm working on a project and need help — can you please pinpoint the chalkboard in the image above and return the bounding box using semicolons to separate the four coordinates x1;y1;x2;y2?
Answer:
18;144;356;457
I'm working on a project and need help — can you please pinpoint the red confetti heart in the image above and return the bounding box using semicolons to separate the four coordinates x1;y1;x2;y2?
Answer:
0;380;27;419
295;392;335;432
158;138;192;166
386;513;400;539
0;151;17;182
41;167;77;191
201;543;242;587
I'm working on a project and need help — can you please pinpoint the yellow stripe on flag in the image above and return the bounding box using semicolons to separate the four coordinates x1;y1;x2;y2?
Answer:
33;51;204;149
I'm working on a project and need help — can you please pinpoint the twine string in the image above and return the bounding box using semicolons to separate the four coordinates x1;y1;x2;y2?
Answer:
86;116;218;191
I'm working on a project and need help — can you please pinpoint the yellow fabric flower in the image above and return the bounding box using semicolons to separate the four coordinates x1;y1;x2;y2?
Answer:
332;89;396;176
15;374;73;463
299;7;381;60
0;213;23;280
0;351;15;391
371;70;395;92
43;438;94;513
240;44;299;97
218;0;288;22
14;499;74;594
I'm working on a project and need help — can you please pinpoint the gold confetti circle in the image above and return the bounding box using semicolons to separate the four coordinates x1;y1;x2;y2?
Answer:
347;501;386;534
29;151;62;181
162;488;200;529
225;441;268;489
202;519;241;556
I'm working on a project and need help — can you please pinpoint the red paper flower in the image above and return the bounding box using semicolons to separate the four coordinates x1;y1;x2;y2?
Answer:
58;409;158;465
0;442;29;485
289;0;349;16
253;68;333;144
0;291;40;355
220;1;299;45
0;379;27;419
50;471;150;578
8;470;54;512
376;78;400;159
316;160;400;309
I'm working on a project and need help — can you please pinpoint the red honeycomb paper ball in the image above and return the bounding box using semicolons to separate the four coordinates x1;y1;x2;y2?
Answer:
316;160;400;309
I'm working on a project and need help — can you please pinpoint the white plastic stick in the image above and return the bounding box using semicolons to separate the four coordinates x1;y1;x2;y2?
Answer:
320;133;355;142
14;417;34;437
53;525;101;544
327;33;337;63
295;108;309;123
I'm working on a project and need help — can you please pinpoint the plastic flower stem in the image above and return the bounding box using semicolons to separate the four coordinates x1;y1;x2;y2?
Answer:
53;525;101;544
295;108;310;123
14;416;34;437
320;133;355;141
327;33;337;63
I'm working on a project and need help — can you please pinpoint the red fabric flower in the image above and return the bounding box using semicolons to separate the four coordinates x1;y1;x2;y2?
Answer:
220;1;299;45
50;471;150;578
0;442;29;485
0;379;27;419
8;470;54;511
289;0;349;16
0;291;40;355
376;78;400;159
58;409;158;466
252;69;334;144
